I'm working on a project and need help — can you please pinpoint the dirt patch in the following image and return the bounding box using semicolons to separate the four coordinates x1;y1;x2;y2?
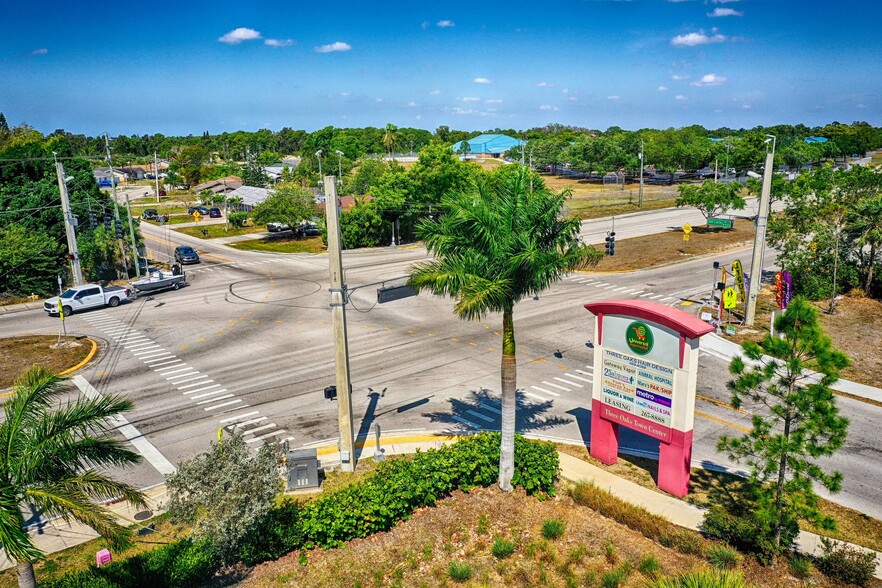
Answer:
0;335;93;389
585;219;754;272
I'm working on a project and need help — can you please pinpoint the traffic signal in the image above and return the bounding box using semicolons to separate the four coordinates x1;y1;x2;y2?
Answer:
604;231;616;256
115;219;124;239
89;211;97;228
104;215;112;231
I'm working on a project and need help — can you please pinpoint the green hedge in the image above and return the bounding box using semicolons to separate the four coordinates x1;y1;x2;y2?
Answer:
44;433;558;586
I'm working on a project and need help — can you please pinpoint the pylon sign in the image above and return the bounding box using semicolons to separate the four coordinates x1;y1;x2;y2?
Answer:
584;300;714;497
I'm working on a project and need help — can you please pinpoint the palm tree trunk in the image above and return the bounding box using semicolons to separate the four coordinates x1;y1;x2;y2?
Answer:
498;307;517;492
865;243;876;292
17;561;36;588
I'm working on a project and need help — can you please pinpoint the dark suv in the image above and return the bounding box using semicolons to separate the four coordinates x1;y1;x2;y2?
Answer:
209;207;222;218
187;206;211;216
141;209;159;220
297;222;322;237
174;245;200;264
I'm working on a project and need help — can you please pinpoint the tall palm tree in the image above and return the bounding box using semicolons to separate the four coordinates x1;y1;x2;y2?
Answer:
0;367;147;588
409;165;601;491
383;124;397;159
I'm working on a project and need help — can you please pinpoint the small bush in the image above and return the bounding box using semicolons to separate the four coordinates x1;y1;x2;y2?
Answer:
645;569;749;588
542;519;566;540
228;211;250;228
476;513;489;535
238;503;304;565
604;540;617;564
816;538;878;587
491;536;516;559
788;554;813;579
570;482;668;540
701;506;794;564
638;554;662;577
706;544;740;570
448;561;473;582
601;562;631;588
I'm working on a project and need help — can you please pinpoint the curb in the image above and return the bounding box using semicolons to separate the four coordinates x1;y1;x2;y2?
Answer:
59;338;99;376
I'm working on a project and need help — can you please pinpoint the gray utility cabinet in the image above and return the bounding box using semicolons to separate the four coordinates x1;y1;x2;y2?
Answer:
286;448;320;490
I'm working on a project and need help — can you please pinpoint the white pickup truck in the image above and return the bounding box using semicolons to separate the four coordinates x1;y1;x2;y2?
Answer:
44;284;131;316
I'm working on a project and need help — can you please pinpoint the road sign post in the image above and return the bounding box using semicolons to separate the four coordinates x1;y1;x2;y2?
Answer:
707;217;733;229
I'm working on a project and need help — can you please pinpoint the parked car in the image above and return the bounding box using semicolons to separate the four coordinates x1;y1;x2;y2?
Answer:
267;222;290;233
44;284;130;316
187;206;211;216
174;245;200;264
296;222;322;237
141;209;159;220
209;207;222;218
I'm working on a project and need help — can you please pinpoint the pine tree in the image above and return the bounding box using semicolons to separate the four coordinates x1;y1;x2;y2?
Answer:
718;297;850;547
0;112;9;131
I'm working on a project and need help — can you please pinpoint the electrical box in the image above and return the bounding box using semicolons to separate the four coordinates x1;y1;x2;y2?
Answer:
286;448;320;490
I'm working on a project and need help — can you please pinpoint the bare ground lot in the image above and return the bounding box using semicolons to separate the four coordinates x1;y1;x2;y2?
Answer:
0;335;92;389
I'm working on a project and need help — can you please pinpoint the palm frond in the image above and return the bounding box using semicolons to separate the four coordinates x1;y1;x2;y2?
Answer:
0;485;41;562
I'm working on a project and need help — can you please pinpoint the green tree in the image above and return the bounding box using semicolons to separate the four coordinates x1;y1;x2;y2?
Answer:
675;180;746;221
170;145;209;185
0;225;62;295
383;123;397;158
340;199;388;248
409;165;601;491
239;158;270;187
166;431;282;562
719;297;850;547
409;143;477;207
251;182;318;231
848;196;882;292
0;367;147;588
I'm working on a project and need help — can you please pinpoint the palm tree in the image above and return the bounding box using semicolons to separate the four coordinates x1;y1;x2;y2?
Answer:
383;124;397;159
848;196;882;291
409;165;601;491
0;367;147;588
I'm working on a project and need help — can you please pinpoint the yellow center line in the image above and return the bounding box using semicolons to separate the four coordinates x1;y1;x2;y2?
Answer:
697;394;746;414
695;411;751;433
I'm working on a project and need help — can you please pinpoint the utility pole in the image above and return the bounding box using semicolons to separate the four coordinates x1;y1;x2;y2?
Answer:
154;151;161;204
714;157;719;183
324;174;356;472
745;135;776;326
53;156;85;286
638;140;645;207
124;191;141;277
104;134;126;279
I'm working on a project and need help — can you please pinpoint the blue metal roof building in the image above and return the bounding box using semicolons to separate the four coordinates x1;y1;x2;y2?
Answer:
451;134;525;156
804;136;829;143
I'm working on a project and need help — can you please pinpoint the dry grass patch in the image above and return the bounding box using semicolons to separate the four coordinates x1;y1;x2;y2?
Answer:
0;335;93;389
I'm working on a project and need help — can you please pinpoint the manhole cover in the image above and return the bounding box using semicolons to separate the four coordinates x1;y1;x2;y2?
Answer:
133;510;153;521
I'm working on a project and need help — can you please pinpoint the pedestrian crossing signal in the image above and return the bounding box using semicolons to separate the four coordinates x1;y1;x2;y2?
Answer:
604;231;616;256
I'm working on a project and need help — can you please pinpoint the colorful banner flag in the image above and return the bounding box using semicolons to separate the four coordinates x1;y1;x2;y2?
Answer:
775;271;784;310
732;260;746;304
783;270;792;308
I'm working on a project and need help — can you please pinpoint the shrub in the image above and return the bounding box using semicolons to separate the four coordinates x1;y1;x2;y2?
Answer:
645;569;749;588
815;538;878;587
542;519;565;540
638;554;662;577
569;482;668;540
448;561;473;582
228;211;250;228
701;506;795;564
601;562;631;588
238;503;305;565
491;536;516;559
706;545;741;570
788;554;813;579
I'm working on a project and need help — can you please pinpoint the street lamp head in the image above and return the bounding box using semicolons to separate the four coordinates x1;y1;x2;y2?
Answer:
335;150;344;157
315;150;323;157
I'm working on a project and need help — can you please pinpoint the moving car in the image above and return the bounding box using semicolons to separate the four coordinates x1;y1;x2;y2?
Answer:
209;207;222;218
44;284;130;316
187;206;211;216
174;245;200;264
142;209;159;220
297;222;322;237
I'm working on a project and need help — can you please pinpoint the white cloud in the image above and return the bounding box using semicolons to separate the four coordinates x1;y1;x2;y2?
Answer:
448;107;477;115
671;31;726;47
429;89;443;95
675;95;687;100
712;0;741;3
218;27;262;44
741;103;752;109
437;20;455;27
607;95;620;101
473;77;492;84
376;98;384;103
340;92;351;97
265;38;294;47
657;86;669;92
461;96;481;102
671;74;690;81
405;101;418;107
29;47;48;55
421;21;429;30
857;103;866;108
536;81;553;87
690;73;727;86
315;41;351;53
567;96;578;101
708;7;743;17
539;104;559;111
486;98;503;104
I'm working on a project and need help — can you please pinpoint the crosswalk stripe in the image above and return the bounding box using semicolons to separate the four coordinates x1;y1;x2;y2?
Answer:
649;294;664;300
640;292;655;297
478;402;501;415
612;286;629;291
577;368;594;377
169;374;206;384
594;282;608;287
451;415;481;429
197;394;234;405
465;409;494;423
137;351;173;360
244;423;278;434
245;430;286;443
531;385;559;397
182;383;221;395
191;389;229;400
565;372;592;382
661;297;674;302
630;290;644;295
204;399;241;411
220;410;259;423
178;377;212;389
554;377;582;387
165;370;200;380
149;358;182;368
543;381;571;392
524;391;549;402
143;354;176;364
131;345;162;354
622;289;637;293
229;416;267;429
156;364;190;374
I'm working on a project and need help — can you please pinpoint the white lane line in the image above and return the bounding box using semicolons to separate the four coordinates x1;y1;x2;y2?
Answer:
191;389;228;400
244;423;278;435
478;402;501;415
465;409;494;423
204;399;241;411
220;410;260;423
630;290;644;296
165;370;199;380
72;375;176;476
245;430;286;443
577;369;594;377
531;385;560;397
197;394;234;405
451;415;481;429
182;383;221;395
229;416;268;429
554;377;582;387
178;378;213;389
168;373;207;384
524;391;549;402
565;373;592;382
149;359;182;368
155;364;190;374
543;381;571;392
649;294;664;300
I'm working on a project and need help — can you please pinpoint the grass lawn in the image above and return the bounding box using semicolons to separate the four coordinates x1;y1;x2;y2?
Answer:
229;235;326;254
176;224;267;239
0;335;93;388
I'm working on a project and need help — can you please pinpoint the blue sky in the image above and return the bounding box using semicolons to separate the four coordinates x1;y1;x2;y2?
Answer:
2;0;879;136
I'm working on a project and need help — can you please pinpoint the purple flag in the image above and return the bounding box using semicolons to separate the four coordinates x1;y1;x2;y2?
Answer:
783;270;792;308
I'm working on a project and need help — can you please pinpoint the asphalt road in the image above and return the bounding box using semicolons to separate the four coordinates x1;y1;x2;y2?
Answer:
3;206;879;520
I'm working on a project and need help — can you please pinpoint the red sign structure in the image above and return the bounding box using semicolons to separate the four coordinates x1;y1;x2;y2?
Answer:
584;300;714;497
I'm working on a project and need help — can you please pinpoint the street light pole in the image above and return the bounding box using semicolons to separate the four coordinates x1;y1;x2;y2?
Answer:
53;155;85;286
315;150;323;192
335;150;344;186
638;139;645;207
745;135;776;326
